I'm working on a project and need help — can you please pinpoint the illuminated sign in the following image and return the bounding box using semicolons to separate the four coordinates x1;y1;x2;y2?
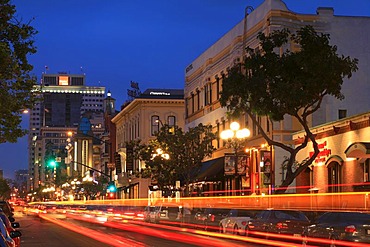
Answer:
59;76;69;86
309;141;331;164
149;91;170;96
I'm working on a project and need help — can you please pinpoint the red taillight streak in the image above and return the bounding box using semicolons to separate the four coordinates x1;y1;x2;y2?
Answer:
241;221;247;226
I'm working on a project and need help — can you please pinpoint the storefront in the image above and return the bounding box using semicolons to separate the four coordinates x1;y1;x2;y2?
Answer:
293;112;370;193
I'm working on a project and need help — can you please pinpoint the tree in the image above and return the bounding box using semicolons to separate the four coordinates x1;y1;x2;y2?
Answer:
0;178;11;200
0;0;38;143
80;176;108;200
137;139;177;191
220;26;358;193
139;123;216;196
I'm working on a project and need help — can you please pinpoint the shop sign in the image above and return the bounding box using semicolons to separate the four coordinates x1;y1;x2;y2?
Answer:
309;141;331;164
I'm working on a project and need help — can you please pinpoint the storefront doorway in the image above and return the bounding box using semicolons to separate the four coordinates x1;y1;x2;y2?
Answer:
327;161;341;193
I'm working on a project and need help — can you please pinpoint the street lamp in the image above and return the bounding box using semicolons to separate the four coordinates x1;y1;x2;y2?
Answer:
220;121;250;195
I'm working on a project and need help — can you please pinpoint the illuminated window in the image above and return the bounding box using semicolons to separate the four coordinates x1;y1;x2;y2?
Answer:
58;76;69;86
151;115;159;136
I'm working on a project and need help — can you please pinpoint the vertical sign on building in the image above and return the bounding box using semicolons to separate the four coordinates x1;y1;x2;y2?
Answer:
126;146;134;171
114;152;122;174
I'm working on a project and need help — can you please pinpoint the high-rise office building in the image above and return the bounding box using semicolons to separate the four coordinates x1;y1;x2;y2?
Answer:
27;73;105;191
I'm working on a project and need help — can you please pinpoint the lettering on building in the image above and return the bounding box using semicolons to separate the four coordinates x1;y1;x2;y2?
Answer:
149;91;170;96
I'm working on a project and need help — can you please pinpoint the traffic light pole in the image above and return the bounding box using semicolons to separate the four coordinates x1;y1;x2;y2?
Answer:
70;161;111;180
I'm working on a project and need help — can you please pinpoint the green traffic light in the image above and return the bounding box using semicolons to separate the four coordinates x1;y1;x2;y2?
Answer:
108;182;116;192
48;160;56;167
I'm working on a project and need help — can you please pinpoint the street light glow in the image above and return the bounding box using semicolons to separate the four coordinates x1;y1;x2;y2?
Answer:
220;129;234;140
230;121;240;131
236;128;250;139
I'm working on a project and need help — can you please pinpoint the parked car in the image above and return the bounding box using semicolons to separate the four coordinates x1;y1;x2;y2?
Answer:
153;204;181;223
219;209;260;235
0;202;13;219
0;212;20;247
194;207;230;231
143;206;156;222
0;217;21;247
149;203;191;224
245;209;310;238
303;211;370;246
0;232;11;247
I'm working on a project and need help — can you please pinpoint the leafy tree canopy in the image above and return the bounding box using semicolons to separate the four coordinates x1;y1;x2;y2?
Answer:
138;123;216;194
0;0;38;143
0;178;11;200
220;25;358;193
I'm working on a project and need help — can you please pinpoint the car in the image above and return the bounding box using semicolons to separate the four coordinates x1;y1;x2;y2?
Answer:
152;204;181;223
303;211;370;246
245;209;310;239
194;207;230;231
143;206;156;222
0;217;21;247
0;232;11;247
219;209;260;235
0;213;20;247
0;202;14;219
150;204;190;224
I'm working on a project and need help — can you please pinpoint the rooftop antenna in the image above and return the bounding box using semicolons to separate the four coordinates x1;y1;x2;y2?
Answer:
44;65;49;74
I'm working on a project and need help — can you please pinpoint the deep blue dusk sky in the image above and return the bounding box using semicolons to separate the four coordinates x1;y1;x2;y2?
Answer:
1;0;369;179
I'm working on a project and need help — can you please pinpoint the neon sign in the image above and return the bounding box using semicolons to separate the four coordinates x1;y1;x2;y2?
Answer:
309;141;331;163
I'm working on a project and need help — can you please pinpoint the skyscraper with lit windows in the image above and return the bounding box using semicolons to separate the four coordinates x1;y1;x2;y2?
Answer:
27;73;105;192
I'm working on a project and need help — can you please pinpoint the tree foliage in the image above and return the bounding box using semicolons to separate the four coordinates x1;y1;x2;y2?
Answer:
0;0;38;143
138;123;216;195
220;26;358;193
0;178;11;200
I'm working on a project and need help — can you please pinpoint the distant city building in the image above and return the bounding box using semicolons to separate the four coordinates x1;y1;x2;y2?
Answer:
27;73;105;191
14;169;28;198
112;88;185;199
185;0;370;195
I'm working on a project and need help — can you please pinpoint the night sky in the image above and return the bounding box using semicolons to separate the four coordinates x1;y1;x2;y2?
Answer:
1;0;369;179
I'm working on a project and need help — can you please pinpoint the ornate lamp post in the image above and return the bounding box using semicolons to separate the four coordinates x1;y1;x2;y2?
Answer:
220;121;250;195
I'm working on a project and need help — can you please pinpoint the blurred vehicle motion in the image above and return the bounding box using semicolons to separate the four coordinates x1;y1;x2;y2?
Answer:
303;211;370;245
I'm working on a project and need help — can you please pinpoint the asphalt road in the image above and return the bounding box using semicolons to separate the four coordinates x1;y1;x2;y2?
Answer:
12;210;273;247
17;214;113;247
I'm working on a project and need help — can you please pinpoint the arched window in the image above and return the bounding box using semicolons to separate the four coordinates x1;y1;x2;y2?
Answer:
151;115;160;136
167;116;176;127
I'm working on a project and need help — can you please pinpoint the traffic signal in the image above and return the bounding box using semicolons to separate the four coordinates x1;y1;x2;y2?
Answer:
47;159;57;167
107;181;116;192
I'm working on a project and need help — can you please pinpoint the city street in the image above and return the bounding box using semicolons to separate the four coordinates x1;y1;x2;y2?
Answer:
15;211;266;247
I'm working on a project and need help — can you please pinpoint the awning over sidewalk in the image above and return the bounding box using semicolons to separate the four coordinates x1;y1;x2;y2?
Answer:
196;157;224;181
